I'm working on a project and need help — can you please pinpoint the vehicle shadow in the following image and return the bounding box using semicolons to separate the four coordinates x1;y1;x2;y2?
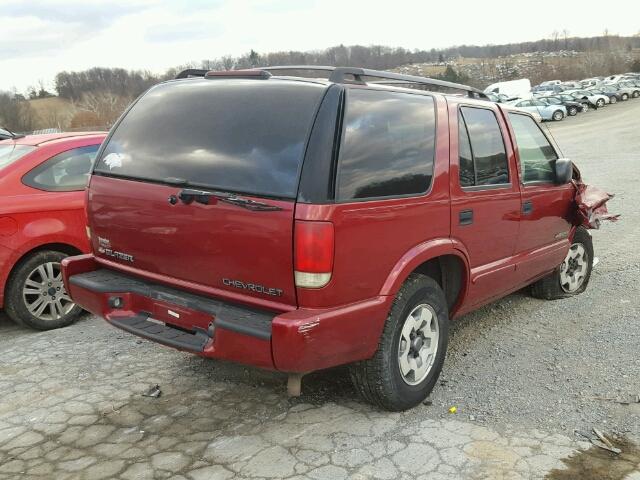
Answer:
175;288;542;407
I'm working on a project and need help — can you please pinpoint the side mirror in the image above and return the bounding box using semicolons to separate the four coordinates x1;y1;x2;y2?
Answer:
555;158;573;184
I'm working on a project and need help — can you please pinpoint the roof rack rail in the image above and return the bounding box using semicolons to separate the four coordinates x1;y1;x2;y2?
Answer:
175;65;486;98
174;69;209;79
259;65;486;98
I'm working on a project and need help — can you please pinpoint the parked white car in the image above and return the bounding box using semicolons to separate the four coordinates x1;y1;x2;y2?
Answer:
580;78;602;88
507;98;566;121
561;81;582;89
564;89;609;108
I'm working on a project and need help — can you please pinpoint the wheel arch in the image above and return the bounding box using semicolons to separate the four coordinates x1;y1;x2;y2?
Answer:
379;239;470;317
2;242;84;306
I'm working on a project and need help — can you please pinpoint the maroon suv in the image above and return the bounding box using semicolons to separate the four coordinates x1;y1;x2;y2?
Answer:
63;67;594;410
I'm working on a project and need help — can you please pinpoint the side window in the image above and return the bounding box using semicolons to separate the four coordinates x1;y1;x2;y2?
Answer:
508;113;558;183
336;89;436;201
458;107;509;187
458;119;475;187
23;145;99;192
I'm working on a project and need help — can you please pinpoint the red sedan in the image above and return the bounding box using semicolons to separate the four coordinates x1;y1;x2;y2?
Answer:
0;131;106;330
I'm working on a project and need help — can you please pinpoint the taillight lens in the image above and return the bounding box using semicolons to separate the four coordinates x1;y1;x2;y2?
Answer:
294;221;334;288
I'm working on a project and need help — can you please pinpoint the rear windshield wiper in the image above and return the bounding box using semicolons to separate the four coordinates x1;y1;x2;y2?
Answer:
175;186;282;212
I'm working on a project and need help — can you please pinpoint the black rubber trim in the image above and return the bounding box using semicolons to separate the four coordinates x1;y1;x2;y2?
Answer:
70;269;274;340
111;313;210;352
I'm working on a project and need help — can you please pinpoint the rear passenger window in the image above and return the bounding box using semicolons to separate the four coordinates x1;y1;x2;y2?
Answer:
336;89;436;201
458;107;509;187
22;145;99;192
508;113;558;183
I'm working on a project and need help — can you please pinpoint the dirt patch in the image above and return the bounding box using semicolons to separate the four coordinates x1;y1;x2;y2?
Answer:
546;437;639;480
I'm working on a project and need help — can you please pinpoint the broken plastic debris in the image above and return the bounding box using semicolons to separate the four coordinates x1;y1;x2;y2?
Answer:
573;180;619;229
448;406;457;414
142;384;161;398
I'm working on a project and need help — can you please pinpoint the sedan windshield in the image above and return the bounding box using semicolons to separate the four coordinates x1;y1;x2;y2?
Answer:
0;144;36;169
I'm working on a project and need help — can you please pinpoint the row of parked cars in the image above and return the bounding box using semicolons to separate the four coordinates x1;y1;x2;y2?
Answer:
484;72;640;121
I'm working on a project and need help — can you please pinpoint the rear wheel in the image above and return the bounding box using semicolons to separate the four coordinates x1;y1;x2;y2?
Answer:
530;227;594;300
552;110;565;121
621;93;629;101
596;98;606;107
610;96;618;104
580;102;590;112
568;106;579;116
5;251;82;330
632;91;639;98
349;274;448;411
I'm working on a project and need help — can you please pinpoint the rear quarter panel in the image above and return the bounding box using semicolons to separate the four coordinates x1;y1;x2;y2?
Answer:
295;94;453;308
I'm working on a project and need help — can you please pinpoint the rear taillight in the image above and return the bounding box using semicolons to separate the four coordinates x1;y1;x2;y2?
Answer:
294;221;334;288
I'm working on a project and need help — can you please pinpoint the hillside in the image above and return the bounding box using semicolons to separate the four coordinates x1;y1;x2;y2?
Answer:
28;97;76;130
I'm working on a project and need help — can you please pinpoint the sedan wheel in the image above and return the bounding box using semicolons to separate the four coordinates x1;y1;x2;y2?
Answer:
596;99;606;107
581;103;589;112
568;106;578;116
610;96;617;104
23;262;75;321
552;110;564;121
633;91;639;98
5;250;82;330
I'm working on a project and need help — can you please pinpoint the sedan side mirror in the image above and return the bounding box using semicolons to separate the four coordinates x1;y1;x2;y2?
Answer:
555;158;573;184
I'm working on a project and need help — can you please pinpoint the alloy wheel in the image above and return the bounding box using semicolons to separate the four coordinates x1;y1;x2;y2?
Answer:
559;243;589;293
22;262;75;321
397;304;439;385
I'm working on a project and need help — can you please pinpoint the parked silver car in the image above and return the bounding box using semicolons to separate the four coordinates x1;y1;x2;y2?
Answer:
508;99;566;121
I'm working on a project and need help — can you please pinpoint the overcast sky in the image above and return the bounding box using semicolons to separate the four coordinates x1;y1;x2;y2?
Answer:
1;0;638;92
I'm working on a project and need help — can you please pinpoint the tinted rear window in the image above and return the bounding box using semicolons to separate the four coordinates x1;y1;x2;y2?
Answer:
94;79;327;198
336;89;436;201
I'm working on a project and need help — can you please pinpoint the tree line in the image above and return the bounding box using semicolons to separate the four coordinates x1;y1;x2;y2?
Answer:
1;34;639;132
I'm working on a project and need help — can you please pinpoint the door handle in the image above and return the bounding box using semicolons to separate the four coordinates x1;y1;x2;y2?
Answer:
459;209;473;225
522;200;533;215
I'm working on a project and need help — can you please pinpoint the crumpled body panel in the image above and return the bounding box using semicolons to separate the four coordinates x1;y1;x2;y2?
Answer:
574;180;619;229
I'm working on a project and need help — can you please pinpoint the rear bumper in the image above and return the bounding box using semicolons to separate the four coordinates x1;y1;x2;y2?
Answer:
62;254;392;373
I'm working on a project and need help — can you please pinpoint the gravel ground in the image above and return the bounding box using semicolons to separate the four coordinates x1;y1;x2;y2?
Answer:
427;99;640;436
0;99;638;479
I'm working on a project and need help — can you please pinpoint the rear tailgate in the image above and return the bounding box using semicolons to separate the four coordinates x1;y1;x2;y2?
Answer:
88;78;329;308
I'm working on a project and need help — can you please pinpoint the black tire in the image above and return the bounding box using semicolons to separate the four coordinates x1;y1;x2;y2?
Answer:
4;251;82;330
552;110;564;121
621;93;629;101
530;227;594;300
349;274;449;411
568;106;578;116
610;96;617;104
632;91;639;98
596;98;606;107
580;102;590;112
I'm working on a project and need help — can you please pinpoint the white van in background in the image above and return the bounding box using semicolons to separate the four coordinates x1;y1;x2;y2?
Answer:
484;78;532;99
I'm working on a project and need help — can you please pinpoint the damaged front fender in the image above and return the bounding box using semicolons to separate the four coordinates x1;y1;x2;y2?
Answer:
573;179;619;229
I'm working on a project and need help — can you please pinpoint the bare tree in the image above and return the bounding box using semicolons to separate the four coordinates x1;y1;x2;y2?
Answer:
76;92;133;128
